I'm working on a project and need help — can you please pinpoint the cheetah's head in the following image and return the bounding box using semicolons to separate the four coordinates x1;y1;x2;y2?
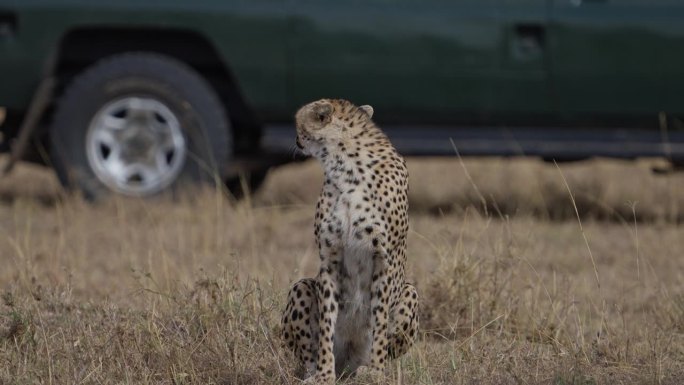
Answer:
294;99;374;158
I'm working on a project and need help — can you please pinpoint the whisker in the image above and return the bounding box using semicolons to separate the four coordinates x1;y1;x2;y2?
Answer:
290;145;304;161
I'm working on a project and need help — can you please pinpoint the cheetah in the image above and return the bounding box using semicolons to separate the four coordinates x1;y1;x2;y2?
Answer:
281;99;419;383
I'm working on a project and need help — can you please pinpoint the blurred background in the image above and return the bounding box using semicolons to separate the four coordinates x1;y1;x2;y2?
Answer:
2;0;684;199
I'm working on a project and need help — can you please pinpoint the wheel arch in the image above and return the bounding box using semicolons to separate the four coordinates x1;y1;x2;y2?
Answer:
52;27;261;153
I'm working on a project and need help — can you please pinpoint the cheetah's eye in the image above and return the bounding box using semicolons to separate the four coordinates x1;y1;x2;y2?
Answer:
317;113;326;122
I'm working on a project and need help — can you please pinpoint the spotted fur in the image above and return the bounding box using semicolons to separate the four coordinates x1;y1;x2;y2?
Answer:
282;99;419;383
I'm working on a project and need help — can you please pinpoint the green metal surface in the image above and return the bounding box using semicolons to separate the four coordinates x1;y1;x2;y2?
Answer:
0;0;290;115
1;0;683;127
550;0;684;121
290;0;500;124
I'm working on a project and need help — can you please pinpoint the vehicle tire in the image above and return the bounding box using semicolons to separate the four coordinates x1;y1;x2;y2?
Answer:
50;52;231;200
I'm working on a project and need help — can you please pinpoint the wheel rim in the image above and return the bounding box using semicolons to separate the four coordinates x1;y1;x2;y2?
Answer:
86;97;187;196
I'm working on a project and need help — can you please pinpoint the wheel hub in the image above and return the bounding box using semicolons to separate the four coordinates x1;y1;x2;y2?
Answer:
85;97;187;196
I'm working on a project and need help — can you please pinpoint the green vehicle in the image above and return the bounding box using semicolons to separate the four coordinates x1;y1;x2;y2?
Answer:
1;0;683;198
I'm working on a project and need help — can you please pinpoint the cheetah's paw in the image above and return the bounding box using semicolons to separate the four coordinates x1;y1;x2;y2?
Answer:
302;372;335;385
355;365;385;383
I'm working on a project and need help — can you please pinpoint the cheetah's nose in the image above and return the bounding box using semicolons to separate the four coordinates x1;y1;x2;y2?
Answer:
296;137;304;149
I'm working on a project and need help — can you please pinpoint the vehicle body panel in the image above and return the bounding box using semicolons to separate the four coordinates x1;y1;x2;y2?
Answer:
549;0;684;121
290;0;500;124
290;0;553;125
0;0;290;116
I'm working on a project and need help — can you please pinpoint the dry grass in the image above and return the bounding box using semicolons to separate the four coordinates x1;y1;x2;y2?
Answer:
1;156;683;384
263;157;684;223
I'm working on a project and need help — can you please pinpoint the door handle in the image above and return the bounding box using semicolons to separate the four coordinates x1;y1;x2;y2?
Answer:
0;12;16;38
511;24;545;62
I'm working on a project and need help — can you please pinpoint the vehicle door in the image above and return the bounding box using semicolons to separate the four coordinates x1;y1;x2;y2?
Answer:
288;0;501;125
194;0;291;119
549;0;684;124
490;0;551;123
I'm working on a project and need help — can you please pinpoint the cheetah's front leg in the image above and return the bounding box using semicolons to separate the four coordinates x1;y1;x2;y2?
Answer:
358;282;419;382
363;247;391;378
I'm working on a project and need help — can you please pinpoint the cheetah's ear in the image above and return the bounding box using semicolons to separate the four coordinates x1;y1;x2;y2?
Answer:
313;103;333;125
359;105;374;119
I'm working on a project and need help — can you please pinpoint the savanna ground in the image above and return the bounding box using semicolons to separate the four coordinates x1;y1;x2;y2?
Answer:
0;151;683;384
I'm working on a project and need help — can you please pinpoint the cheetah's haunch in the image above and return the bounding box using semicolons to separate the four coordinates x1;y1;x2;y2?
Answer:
282;99;418;383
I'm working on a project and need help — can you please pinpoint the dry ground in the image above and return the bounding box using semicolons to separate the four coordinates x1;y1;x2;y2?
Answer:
0;156;683;384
